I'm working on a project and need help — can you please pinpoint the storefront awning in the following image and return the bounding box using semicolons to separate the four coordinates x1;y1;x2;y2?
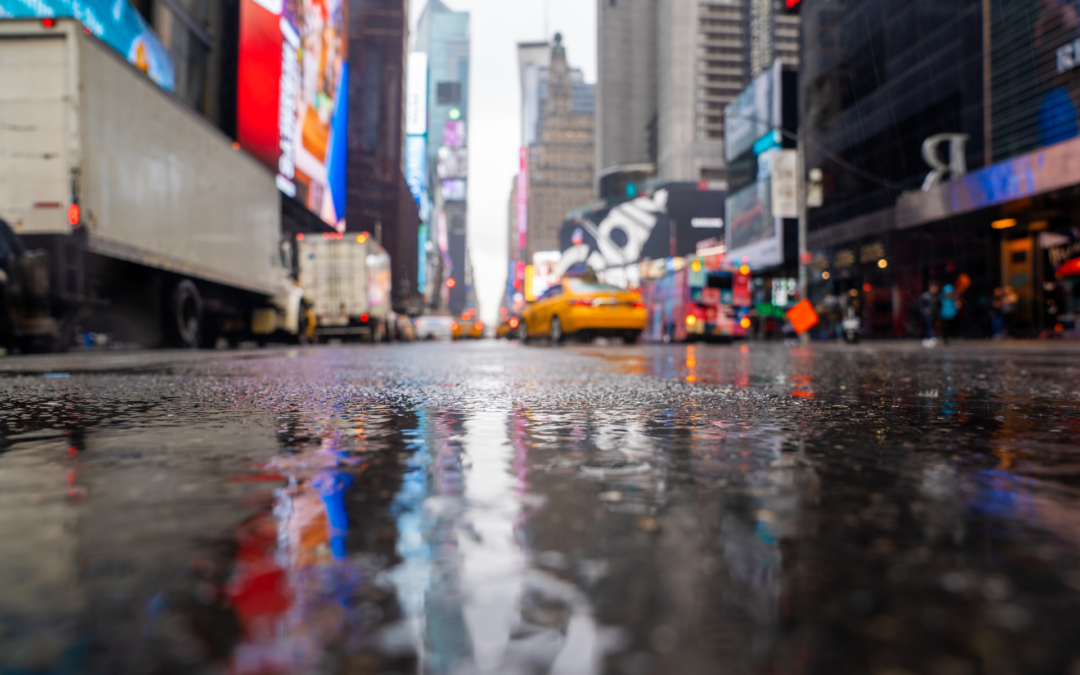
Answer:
895;135;1080;229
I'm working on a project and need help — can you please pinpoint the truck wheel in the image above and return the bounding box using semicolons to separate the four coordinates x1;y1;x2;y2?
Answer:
169;279;203;348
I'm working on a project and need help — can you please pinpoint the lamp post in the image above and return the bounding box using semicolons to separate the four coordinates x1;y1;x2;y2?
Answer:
797;126;810;344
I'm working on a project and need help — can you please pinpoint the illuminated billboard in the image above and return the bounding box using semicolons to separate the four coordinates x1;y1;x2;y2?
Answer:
724;61;782;163
0;0;174;91
237;0;347;228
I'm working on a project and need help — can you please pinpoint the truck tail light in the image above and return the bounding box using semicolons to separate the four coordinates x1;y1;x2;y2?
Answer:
41;18;55;28
67;204;79;225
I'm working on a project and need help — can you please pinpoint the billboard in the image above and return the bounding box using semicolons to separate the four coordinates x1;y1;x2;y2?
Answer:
406;52;429;136
991;0;1080;162
724;61;782;163
441;179;466;202
444;120;466;148
517;148;528;254
725;149;782;268
437;147;467;179
557;184;726;274
404;135;426;207
0;0;173;91
237;0;347;228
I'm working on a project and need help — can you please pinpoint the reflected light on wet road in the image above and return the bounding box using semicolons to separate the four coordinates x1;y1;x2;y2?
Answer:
1;342;1080;675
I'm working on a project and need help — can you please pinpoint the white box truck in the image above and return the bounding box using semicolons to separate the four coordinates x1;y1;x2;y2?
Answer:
0;18;302;350
296;233;392;342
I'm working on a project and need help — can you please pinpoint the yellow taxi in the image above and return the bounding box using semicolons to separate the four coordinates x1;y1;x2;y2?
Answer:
452;319;484;340
521;278;646;343
495;316;520;339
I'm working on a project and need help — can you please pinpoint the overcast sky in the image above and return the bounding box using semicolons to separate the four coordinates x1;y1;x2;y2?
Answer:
409;0;597;323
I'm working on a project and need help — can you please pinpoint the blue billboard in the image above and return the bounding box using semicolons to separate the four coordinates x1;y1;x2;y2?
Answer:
0;0;174;91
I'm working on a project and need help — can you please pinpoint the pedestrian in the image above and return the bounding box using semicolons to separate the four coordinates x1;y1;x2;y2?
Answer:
826;295;844;341
940;284;960;344
991;287;1004;339
1002;286;1018;337
918;283;941;346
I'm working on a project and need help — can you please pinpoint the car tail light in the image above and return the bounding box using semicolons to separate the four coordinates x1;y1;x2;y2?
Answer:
509;318;519;328
569;298;593;307
631;301;644;309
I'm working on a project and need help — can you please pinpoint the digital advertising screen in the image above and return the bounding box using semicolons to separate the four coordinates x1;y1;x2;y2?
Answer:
237;0;347;228
992;0;1080;162
0;0;174;91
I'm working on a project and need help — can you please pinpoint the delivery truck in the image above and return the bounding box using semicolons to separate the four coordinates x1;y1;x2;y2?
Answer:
296;233;392;342
0;18;302;351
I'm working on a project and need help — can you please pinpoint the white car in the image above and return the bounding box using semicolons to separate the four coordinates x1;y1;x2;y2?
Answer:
414;316;456;341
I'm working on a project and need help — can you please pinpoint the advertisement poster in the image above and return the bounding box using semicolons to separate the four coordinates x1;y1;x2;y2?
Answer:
404;135;426;207
237;0;348;228
993;0;1080;160
405;52;428;136
517;148;528;252
724;61;782;163
0;0;174;90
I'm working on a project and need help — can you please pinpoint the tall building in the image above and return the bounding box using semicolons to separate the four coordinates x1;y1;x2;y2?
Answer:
524;35;595;262
413;0;470;315
595;0;659;199
597;0;799;188
346;0;420;314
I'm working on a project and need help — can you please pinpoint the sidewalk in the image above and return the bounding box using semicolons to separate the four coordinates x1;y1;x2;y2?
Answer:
809;338;1080;355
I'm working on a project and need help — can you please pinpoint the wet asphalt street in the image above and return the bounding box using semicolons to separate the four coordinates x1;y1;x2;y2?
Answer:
1;340;1080;675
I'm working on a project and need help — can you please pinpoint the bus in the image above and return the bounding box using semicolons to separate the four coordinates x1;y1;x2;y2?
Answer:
640;257;752;342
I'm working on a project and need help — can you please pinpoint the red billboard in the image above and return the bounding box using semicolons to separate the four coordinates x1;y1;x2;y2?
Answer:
237;0;348;228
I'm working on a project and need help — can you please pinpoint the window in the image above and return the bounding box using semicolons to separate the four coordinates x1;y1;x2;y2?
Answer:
539;285;563;300
565;279;622;293
437;82;461;105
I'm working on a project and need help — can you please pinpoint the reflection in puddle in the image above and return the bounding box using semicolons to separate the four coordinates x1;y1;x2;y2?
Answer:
3;345;1080;675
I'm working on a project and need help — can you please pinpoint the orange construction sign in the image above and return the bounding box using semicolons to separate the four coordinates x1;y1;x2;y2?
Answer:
786;299;819;335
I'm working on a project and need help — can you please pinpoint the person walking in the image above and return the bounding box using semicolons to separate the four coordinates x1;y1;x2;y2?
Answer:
991;287;1004;339
1002;286;1018;337
940;284;960;344
918;283;941;347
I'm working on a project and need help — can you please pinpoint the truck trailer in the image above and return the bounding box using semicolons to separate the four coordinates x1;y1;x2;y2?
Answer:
0;18;301;351
296;233;392;342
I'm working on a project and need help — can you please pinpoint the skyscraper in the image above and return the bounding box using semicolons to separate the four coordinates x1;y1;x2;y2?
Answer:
346;0;420;314
413;0;470;314
596;0;800;188
595;0;659;198
523;35;595;262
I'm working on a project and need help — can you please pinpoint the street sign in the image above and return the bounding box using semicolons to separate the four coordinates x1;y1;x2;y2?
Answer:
786;299;819;334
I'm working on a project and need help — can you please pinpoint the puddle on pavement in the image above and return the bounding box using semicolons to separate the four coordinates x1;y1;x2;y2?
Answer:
0;345;1079;674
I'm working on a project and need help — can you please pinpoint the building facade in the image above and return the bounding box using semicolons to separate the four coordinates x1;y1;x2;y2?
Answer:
598;0;799;188
346;0;420;314
413;0;470;315
802;0;1080;339
596;0;659;189
524;35;596;262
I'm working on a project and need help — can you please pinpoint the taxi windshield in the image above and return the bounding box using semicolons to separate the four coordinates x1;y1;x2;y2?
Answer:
565;279;623;294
